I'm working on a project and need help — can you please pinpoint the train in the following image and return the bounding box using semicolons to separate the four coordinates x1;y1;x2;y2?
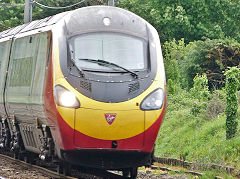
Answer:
0;5;166;178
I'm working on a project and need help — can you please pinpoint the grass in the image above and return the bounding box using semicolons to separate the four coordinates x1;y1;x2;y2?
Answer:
155;90;240;170
199;169;236;179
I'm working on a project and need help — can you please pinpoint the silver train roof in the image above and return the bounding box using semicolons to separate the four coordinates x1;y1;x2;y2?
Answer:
0;6;150;40
0;11;69;39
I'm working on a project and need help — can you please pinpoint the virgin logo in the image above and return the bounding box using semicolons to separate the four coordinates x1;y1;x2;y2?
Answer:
104;113;117;125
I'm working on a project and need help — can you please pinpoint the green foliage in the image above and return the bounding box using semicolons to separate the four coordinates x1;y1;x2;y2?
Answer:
166;89;192;112
225;67;240;139
120;0;240;43
162;38;240;90
201;170;236;179
0;0;24;29
190;74;210;101
155;90;240;169
167;79;176;95
191;101;207;116
182;38;240;89
165;59;181;83
163;38;186;63
163;39;184;86
163;39;185;93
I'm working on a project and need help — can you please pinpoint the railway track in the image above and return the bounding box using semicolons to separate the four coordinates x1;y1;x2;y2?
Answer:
0;151;190;179
0;151;136;178
2;150;236;178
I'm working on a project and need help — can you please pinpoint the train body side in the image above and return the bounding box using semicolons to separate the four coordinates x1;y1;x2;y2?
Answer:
0;31;52;153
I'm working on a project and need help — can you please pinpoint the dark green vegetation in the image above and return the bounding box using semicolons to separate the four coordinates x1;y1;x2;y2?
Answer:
225;68;240;139
120;0;240;43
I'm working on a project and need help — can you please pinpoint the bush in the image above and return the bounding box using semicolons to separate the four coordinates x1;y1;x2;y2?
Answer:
163;39;185;88
166;89;192;111
225;67;240;139
191;101;207;116
167;79;176;95
182;38;240;89
190;73;210;101
206;90;226;120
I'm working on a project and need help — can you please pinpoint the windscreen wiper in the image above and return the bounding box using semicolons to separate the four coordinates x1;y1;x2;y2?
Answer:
70;58;85;77
78;58;138;79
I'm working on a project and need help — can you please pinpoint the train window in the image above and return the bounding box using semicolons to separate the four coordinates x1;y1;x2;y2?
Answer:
9;57;34;87
31;33;48;105
70;33;148;72
9;36;39;87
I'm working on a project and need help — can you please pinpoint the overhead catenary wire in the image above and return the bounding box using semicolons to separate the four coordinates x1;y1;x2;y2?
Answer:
33;0;86;10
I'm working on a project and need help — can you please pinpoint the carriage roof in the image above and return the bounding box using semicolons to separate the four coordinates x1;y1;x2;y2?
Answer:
0;11;68;39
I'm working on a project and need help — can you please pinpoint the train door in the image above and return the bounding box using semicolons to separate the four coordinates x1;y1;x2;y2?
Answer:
29;33;50;122
5;35;39;121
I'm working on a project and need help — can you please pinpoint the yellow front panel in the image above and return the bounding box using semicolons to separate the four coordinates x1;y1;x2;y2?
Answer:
57;106;75;128
75;108;144;140
144;110;162;129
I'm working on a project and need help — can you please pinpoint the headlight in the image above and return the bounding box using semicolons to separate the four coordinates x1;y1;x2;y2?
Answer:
140;88;164;110
54;85;80;108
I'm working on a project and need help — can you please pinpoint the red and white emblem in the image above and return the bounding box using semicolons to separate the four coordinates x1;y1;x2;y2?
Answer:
104;113;117;125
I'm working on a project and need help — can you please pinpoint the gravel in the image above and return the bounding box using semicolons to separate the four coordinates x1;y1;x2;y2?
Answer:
0;157;49;179
137;170;189;179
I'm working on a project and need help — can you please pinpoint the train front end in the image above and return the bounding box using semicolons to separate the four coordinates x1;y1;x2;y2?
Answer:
48;6;166;169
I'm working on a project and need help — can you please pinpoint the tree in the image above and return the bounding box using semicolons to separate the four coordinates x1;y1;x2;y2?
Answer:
182;38;240;89
119;0;240;43
225;67;240;139
0;0;24;29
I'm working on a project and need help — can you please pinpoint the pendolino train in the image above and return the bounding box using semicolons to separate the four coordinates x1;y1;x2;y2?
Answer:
0;5;166;178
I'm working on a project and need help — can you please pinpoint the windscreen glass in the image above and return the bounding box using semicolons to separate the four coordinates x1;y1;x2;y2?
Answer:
70;33;148;71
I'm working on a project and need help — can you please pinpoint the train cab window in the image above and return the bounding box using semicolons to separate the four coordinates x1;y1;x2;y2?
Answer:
69;33;148;72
